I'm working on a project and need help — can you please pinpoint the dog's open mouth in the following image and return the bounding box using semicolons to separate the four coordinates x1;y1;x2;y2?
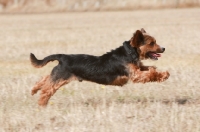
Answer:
147;52;161;60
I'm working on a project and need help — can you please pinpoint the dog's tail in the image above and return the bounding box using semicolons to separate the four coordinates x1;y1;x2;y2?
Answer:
30;53;62;68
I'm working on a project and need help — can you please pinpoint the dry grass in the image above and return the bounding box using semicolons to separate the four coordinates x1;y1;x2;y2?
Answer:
0;8;200;132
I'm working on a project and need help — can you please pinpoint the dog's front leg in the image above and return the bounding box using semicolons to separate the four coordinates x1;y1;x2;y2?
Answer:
130;67;169;83
155;69;170;82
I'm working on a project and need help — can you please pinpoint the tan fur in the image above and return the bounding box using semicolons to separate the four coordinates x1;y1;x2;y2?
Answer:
110;76;129;86
32;76;77;106
127;63;169;83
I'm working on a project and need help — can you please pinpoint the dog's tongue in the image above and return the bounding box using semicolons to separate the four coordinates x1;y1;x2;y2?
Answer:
151;53;161;57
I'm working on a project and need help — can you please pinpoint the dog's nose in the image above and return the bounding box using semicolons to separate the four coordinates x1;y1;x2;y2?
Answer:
162;47;165;52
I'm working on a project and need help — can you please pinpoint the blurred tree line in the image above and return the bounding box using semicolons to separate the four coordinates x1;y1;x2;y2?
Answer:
0;0;199;13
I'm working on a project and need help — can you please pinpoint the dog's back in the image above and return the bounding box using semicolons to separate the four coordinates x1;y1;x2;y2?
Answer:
30;46;129;85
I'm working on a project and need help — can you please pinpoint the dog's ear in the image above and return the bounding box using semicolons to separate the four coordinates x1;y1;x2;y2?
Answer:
130;30;144;47
141;28;146;33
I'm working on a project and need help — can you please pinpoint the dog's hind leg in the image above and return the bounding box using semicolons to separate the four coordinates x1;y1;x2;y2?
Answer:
38;76;77;106
31;75;50;95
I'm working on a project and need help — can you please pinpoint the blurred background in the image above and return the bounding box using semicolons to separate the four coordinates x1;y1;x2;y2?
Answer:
1;0;200;131
0;0;200;13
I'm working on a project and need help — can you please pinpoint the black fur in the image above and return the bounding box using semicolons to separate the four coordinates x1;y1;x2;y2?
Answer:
30;42;139;85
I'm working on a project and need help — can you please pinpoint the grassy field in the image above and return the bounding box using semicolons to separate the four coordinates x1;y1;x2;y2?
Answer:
0;8;200;132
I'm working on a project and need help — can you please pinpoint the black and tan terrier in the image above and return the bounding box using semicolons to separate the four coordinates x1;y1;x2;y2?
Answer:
30;28;170;106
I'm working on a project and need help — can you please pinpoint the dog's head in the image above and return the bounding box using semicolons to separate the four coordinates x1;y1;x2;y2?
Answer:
130;28;165;60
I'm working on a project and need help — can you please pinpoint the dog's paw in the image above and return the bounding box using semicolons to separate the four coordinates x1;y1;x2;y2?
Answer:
31;89;37;95
160;71;170;82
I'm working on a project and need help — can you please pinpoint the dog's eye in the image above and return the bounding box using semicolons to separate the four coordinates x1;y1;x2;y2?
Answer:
150;42;154;46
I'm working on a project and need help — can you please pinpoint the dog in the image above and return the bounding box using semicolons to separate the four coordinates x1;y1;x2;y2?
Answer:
30;28;170;106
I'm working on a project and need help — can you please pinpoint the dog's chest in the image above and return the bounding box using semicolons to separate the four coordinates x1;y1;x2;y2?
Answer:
109;75;129;86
